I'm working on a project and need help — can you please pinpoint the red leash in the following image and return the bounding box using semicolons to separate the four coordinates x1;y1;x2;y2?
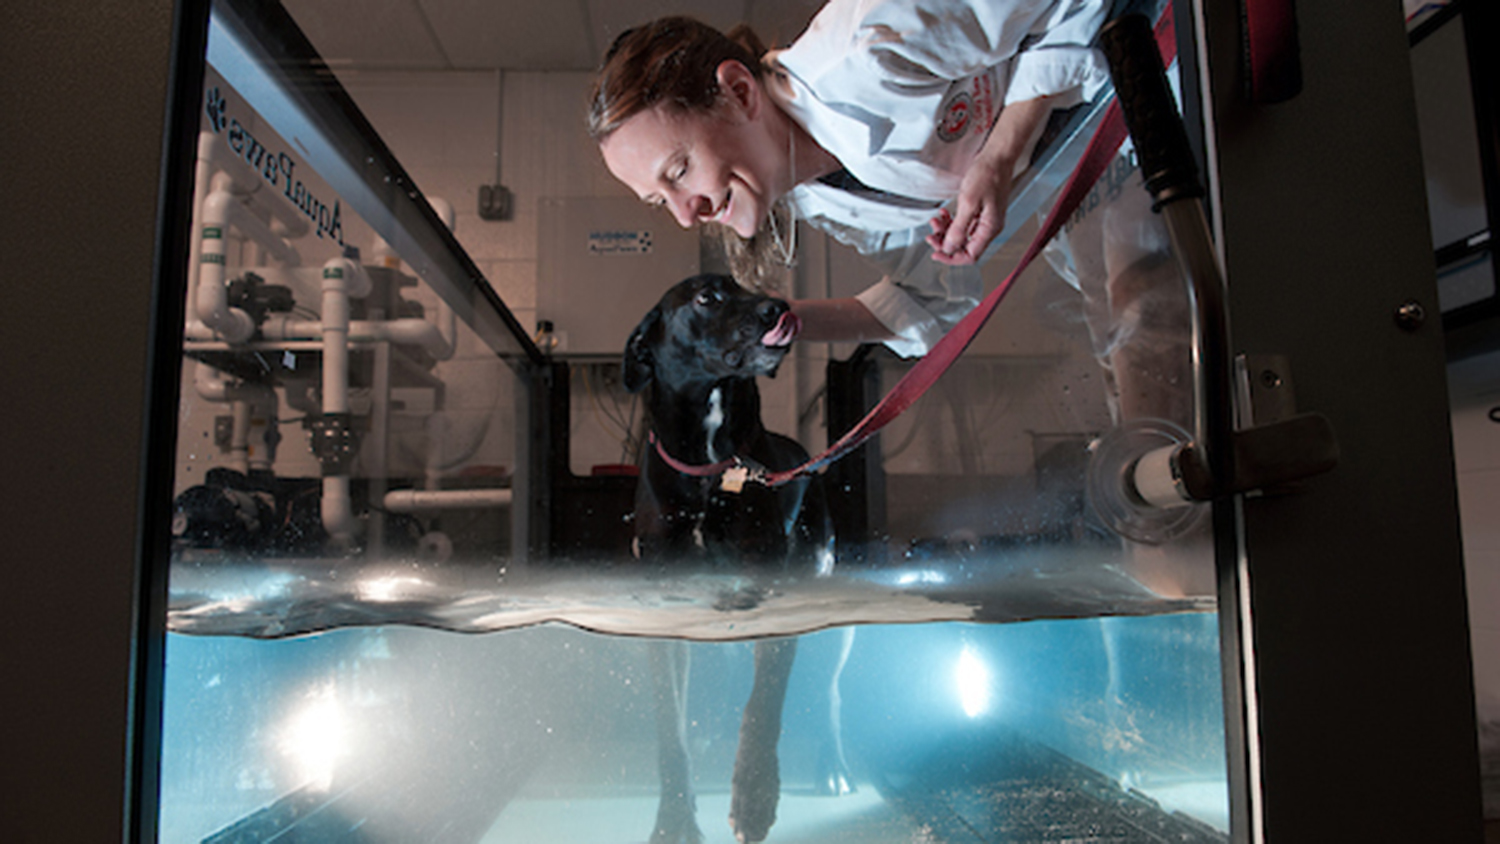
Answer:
667;10;1179;489
649;430;739;477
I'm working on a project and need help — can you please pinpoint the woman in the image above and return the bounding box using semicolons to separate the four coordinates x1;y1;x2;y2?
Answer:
589;0;1110;357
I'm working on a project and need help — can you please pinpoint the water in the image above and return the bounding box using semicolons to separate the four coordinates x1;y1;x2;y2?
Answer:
159;614;1229;843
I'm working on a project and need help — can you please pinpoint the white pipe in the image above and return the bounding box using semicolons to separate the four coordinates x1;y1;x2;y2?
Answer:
230;400;253;473
425;412;453;490
199;132;311;239
192;360;245;402
368;210;459;359
320;258;357;542
190;133;317;344
426;197;460;358
258;316;454;360
383;488;513;513
189;134;217;332
195;178;306;343
205;187;302;267
323;255;372;300
323;475;357;543
320;258;351;417
193;363;278;472
435;300;457;360
387;316;453;360
195;197;255;343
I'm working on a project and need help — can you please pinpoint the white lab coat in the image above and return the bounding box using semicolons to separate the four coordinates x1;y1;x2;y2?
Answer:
765;0;1109;356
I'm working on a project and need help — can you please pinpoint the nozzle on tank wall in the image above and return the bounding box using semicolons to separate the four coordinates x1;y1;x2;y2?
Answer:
1087;419;1208;545
1127;442;1197;510
1087;409;1339;545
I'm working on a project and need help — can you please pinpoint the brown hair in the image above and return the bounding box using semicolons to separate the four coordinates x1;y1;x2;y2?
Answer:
589;17;790;291
588;17;769;140
715;203;795;293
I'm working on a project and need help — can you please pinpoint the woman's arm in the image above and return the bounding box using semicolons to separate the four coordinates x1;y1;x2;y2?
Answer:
926;93;1055;265
790;297;896;343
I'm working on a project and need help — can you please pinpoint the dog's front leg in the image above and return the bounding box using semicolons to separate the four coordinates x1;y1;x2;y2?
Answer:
729;637;797;843
650;639;702;844
811;626;857;796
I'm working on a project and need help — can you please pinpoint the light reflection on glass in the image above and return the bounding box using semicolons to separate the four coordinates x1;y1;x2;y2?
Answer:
277;683;346;792
356;574;430;604
956;644;993;718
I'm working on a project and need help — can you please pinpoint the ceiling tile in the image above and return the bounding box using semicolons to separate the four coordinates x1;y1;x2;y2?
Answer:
284;0;828;73
283;0;450;70
588;0;744;62
420;0;596;70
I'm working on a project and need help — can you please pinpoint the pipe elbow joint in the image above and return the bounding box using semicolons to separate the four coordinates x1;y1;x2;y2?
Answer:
322;256;372;299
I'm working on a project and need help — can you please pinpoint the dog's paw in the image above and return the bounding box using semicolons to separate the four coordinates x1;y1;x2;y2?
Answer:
814;739;857;797
650;788;703;844
648;816;703;844
728;744;780;843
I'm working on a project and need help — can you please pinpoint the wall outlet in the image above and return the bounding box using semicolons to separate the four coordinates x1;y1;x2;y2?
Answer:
478;184;513;221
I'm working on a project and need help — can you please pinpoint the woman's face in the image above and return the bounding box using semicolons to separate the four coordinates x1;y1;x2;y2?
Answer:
599;81;783;239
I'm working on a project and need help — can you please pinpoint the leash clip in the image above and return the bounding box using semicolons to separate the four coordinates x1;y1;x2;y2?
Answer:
720;457;768;493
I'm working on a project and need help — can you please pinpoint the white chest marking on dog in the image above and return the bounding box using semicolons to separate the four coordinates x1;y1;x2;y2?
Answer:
704;387;724;463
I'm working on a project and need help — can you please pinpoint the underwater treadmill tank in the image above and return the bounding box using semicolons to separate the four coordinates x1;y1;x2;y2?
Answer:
159;1;1229;841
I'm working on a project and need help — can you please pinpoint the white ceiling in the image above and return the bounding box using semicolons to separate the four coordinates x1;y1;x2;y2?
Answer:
282;0;826;72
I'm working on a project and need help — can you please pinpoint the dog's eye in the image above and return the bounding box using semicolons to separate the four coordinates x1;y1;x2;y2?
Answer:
694;290;722;307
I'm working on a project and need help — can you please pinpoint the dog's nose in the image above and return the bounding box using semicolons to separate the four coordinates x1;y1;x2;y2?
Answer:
756;297;787;325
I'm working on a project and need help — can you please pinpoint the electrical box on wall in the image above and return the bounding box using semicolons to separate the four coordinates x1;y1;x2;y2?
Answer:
478;184;512;221
536;196;700;356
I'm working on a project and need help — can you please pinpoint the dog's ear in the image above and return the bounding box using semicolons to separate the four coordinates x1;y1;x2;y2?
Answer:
622;307;661;393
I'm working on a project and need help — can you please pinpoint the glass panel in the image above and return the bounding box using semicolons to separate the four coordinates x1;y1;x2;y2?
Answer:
175;1;540;585
161;620;1227;843
1410;14;1488;254
161;1;1230;841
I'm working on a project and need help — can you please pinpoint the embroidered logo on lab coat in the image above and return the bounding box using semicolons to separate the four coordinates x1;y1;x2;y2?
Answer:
937;92;974;141
935;73;997;143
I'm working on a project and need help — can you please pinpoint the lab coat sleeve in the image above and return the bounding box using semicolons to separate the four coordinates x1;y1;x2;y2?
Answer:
1004;0;1112;104
839;0;1110;100
854;235;984;358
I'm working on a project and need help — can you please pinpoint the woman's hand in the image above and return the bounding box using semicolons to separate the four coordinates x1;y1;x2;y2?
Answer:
926;155;1013;265
926;94;1056;266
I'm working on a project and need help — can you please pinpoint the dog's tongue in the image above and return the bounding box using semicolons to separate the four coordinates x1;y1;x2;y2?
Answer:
761;311;802;347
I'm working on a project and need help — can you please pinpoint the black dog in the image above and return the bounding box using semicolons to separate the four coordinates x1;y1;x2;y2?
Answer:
624;274;843;844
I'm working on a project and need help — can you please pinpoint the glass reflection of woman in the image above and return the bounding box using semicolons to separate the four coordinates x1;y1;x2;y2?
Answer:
590;0;1110;358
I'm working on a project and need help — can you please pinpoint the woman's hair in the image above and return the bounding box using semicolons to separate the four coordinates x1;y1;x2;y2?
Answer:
587;17;768;141
716;202;795;293
589;17;791;292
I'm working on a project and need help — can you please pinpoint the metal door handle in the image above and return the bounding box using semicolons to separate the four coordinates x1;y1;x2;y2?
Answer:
1089;15;1336;542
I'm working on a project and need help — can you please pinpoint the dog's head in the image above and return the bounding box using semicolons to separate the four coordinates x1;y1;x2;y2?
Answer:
623;274;802;394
